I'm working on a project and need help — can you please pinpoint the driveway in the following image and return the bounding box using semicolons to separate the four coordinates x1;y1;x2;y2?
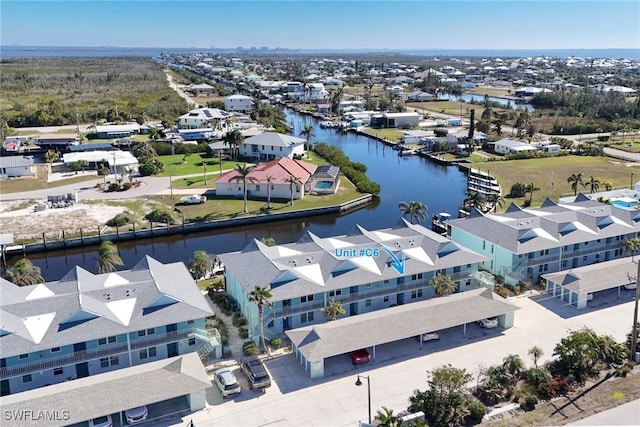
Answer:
159;293;636;427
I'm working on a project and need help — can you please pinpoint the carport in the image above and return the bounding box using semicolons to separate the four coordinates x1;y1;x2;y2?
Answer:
0;353;212;427
543;256;637;310
286;288;520;378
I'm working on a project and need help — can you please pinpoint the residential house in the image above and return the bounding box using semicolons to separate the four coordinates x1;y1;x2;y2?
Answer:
219;220;511;378
238;132;305;161
224;94;254;113
95;124;148;139
62;150;139;174
33;134;79;151
406;91;434;102
189;83;214;95
447;195;640;286
215;157;317;201
337;100;364;114
0;256;219;397
494;139;537;155
370;112;420;129
177;108;233;130
0;156;35;178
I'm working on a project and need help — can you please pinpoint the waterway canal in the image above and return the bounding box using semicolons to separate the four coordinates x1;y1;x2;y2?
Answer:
16;108;469;280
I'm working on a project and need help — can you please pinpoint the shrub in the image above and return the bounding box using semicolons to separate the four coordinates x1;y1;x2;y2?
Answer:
495;286;510;299
466;399;487;423
239;327;249;339
526;367;552;387
145;209;174;224
508;182;527;198
121;182;132;191
537;377;574;399
106;212;133;227
243;340;258;356
520;394;538;411
107;183;120;192
270;337;282;349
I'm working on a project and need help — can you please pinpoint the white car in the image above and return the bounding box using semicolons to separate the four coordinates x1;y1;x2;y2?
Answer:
214;368;241;397
419;331;440;342
477;317;498;328
179;194;206;205
89;415;112;427
124;406;148;424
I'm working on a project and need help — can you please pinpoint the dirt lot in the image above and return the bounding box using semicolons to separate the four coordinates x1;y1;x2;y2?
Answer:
0;199;126;241
482;367;640;426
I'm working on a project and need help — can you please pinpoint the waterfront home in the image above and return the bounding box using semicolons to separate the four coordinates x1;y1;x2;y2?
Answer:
215;157;317;201
370;112;420;129
224;94;254;113
0;156;35;178
447;195;640;286
219;220;501;377
493;138;537;155
238;132;305;161
406;90;434;102
177;108;233;130
0;256;219;397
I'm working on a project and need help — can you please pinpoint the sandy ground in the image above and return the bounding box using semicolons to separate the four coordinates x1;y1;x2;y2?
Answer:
0;199;126;240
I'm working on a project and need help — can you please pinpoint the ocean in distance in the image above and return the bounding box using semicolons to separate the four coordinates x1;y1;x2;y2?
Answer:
1;46;638;60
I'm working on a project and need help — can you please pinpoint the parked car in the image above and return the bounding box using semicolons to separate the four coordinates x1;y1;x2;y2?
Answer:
241;357;272;390
477;317;498;328
124;406;148;424
349;349;371;365
214;368;241;397
89;415;113;427
179;194;206;205
418;331;440;342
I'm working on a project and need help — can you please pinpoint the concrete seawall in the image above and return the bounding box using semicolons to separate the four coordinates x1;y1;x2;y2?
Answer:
6;195;374;256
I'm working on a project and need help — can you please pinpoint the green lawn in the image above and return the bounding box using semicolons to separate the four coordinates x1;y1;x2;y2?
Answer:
606;139;640;153
0;166;98;194
408;101;511;119
469;156;636;208
157;154;237;177
360;128;404;143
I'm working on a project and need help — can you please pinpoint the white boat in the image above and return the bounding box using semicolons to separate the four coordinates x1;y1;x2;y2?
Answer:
398;149;416;156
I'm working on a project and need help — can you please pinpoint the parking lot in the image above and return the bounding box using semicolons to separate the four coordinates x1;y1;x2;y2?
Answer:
160;291;636;427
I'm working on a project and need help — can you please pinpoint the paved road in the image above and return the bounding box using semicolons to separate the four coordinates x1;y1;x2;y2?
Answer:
568;399;640;426
603;147;640;163
155;291;637;427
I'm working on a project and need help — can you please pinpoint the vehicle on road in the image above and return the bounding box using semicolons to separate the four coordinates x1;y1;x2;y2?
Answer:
124;406;148;424
419;331;440;342
241;357;272;390
477;317;498;328
349;349;371;365
179;194;206;204
89;415;113;427
214;368;241;397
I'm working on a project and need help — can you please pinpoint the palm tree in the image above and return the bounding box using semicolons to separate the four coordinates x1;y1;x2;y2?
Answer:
284;174;302;206
588;175;600;193
96;240;124;274
464;191;486;211
45;149;58;173
98;164;110;185
230;163;258;213
601;180;613;191
375;407;400;427
299;124;315;159
567;172;585;196
6;258;44;286
528;346;544;367
248;286;273;353
430;272;456;297
321;298;346;321
224;129;244;159
189;250;212;280
524;182;540;204
488;193;505;213
398;201;428;224
264;174;275;209
502;354;525;384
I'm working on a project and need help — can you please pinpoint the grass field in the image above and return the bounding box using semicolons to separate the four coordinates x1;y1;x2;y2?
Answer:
157;154;238;177
466;86;515;98
360;128;404;143
0;166;97;194
469;155;637;207
408;101;512;119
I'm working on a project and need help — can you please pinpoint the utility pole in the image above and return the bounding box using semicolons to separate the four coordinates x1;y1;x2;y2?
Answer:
169;163;173;198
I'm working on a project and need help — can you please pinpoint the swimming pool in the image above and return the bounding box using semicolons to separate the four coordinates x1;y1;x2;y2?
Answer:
315;181;333;189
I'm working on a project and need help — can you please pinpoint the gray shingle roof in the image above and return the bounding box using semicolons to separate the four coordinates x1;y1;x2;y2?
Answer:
0;352;211;427
0;156;34;168
218;220;488;302
448;195;640;253
243;132;305;147
0;256;215;358
542;256;637;295
286;287;519;361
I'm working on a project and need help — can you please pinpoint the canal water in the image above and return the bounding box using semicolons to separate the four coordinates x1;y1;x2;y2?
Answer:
18;108;469;281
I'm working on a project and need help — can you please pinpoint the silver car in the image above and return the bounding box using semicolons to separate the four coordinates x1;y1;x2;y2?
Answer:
214;368;241;397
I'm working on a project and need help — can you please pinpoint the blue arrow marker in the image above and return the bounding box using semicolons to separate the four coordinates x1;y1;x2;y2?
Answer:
381;247;405;274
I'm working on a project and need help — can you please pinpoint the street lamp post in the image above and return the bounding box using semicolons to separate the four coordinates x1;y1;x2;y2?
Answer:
355;375;371;425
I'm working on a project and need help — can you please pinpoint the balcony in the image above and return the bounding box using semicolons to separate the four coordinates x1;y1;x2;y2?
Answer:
1;328;213;379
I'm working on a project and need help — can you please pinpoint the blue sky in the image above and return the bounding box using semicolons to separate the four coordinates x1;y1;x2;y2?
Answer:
2;1;638;49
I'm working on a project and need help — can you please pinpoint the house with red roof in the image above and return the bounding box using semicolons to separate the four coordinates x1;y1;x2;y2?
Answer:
215;158;318;201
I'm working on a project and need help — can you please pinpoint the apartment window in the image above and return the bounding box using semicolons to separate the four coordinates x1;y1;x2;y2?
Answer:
411;273;423;281
365;283;372;288
98;336;116;345
53;367;63;376
453;266;461;273
188;337;196;346
261;145;265;150
411;289;423;299
384;279;390;284
279;147;283;152
365;299;372;307
397;277;405;285
19;354;28;360
137;328;155;338
100;356;119;368
139;347;157;360
50;347;60;353
187;319;195;325
301;312;314;323
308;311;314;322
22;374;32;383
562;260;568;268
329;289;342;297
301;294;314;303
383;295;389;303
271;146;274;151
